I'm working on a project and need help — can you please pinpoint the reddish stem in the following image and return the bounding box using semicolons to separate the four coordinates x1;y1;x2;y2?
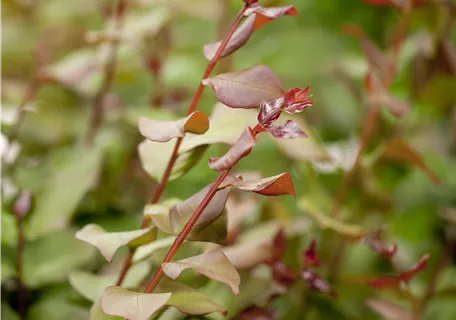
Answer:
115;3;249;286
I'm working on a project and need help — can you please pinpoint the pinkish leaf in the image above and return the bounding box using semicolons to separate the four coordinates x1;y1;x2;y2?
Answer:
302;240;320;267
272;262;296;287
282;86;313;114
267;120;307;139
14;191;32;218
258;97;284;127
223;172;296;196
361;231;398;259
209;127;256;171
139;111;209;142
169;184;231;244
245;4;298;31
238;306;275;320
366;298;413;320
272;229;286;261
203;15;255;61
301;270;337;298
203;65;285;109
399;254;430;281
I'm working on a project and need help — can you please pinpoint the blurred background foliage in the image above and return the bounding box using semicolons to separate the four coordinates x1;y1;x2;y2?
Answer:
1;0;456;319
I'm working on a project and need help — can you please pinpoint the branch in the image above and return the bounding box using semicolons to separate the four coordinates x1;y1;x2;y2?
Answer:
85;0;129;145
115;3;250;286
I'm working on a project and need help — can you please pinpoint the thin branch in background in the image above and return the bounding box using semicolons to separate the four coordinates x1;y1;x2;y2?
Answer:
13;191;32;320
85;0;129;145
115;3;250;286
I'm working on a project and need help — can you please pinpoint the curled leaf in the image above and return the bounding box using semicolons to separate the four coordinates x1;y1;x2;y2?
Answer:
209;127;256;171
282;86;313;114
166;291;227;316
203;15;256;61
203;65;284;109
301;270;337;298
162;249;240;295
381;139;440;184
361;231;398;259
271;262;296;287
139;111;209;142
143;199;181;235
399;253;430;281
13;191;32;218
245;4;298;31
169;184;231;243
302;240;320;267
222;172;296;196
75;224;156;261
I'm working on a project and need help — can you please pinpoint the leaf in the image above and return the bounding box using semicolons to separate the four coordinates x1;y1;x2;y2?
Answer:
223;238;274;270
1;257;16;281
90;299;121;320
23;230;96;288
169;184;231;244
203;65;285;109
244;4;298;31
162;249;240;295
299;198;364;238
1;210;17;246
69;262;150;302
101;286;225;319
75;224;157;261
26;146;102;239
138;104;257;181
13;190;32;218
204;15;256;61
366;299;413;320
361;231;398;259
143;199;180;235
266;120;307;139
139;111;209;142
301;270;337;298
222;172;296;196
302;240;320;267
381;139;440;184
399;253;430;281
208;127;256;171
101;286;172;320
133;236;175;263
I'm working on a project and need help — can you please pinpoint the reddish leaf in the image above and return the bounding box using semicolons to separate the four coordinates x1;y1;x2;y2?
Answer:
399;254;430;281
258;97;284;127
209;127;256;171
238;306;276;320
366;298;413;320
302;240;320;267
138;111;209;142
223;172;296;196
282;86;313;114
266;120;307;139
203;65;285;109
203;15;256;61
245;4;298;31
381;139;440;184
301;270;337;298
343;24;390;79
14;191;32;218
272;229;286;261
272;262;296;287
361;231;398;259
366;276;401;288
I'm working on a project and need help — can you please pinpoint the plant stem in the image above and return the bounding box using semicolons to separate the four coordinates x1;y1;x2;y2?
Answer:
85;0;128;145
115;3;249;286
144;170;230;293
15;210;25;320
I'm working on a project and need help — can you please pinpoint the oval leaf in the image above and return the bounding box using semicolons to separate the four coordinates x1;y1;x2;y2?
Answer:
162;249;240;295
75;224;157;261
209;127;256;171
169;184;231;243
139;111;209;142
203;65;284;109
166;291;227;316
223;172;296;196
245;4;298;31
203;15;255;60
101;286;171;320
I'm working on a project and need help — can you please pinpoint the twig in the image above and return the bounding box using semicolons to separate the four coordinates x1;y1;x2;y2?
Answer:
85;0;129;145
115;3;250;286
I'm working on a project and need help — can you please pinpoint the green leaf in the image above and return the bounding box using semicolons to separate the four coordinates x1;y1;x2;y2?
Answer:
90;299;121;320
101;286;226;320
26;146;102;239
23;230;96;288
1;256;16;281
69;261;150;302
75;224;157;261
138;104;257;181
2;302;20;320
1;210;17;246
162;249;240;295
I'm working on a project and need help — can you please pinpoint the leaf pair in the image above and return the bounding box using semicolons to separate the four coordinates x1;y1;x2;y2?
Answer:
203;4;297;60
